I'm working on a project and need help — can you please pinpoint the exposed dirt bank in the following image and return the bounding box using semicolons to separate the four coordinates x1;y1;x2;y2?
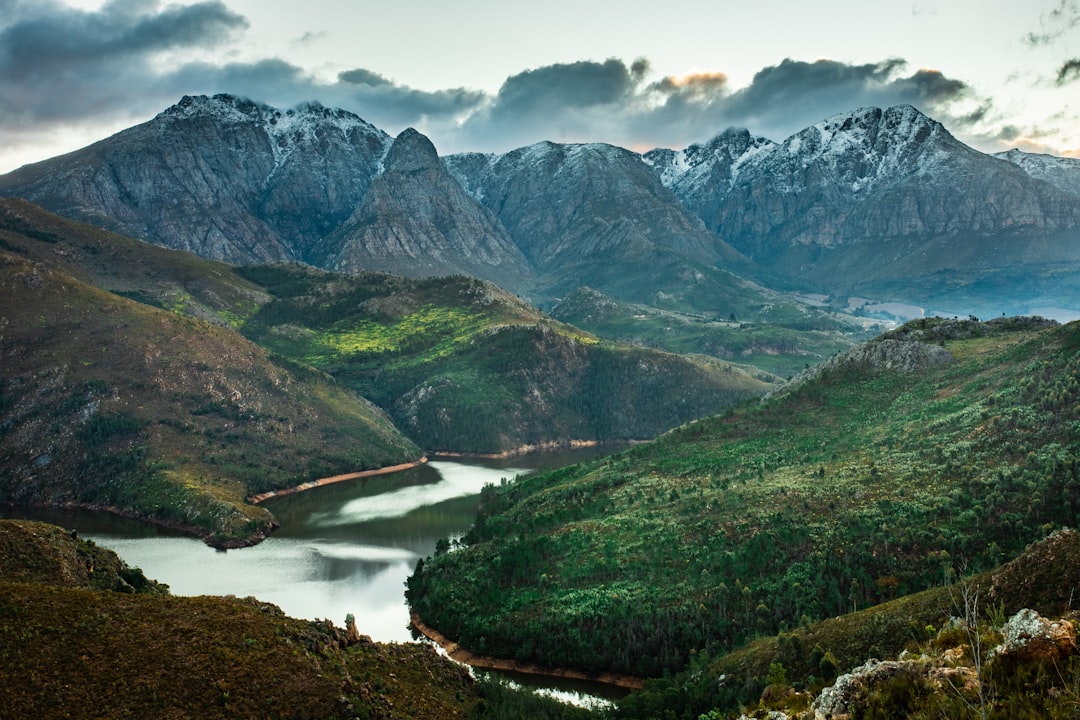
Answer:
248;458;429;504
409;610;645;690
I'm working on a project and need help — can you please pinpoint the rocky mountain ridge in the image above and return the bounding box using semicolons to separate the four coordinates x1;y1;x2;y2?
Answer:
2;96;1079;317
648;106;1080;290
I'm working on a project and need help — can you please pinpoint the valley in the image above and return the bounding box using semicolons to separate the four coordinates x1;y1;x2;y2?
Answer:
1;92;1079;719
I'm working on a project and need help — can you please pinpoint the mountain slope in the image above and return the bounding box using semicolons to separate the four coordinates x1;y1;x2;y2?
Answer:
995;147;1080;198
651;106;1080;310
550;286;863;378
0;519;485;720
311;128;534;293
445;142;764;308
0;199;421;547
236;264;778;453
0;94;391;264
407;316;1078;678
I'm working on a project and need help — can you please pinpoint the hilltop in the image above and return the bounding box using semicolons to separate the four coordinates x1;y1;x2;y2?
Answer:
0;198;422;546
236;264;777;453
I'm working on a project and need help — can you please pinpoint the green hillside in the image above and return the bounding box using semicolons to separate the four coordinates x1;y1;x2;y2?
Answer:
618;526;1080;719
0;202;421;547
236;265;779;453
406;316;1079;679
550;286;869;378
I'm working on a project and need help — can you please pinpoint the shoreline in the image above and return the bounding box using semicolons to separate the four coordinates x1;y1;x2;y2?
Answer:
248;457;429;504
431;439;641;461
409;610;646;690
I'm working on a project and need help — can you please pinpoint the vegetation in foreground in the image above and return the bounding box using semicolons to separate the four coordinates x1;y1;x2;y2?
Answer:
408;316;1079;683
616;527;1080;718
0;518;593;720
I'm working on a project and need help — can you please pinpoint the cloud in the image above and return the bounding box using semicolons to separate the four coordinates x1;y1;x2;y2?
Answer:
0;1;486;166
0;2;1060;170
449;58;652;151
614;58;979;151
1024;0;1080;45
1058;58;1080;84
0;0;247;126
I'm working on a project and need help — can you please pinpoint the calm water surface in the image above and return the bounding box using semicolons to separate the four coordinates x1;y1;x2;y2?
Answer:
13;450;614;644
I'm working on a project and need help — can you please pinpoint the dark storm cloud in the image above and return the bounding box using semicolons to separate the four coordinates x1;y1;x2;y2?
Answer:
1058;58;1080;84
717;59;970;132
440;56;985;154
0;0;247;125
449;58;651;150
490;58;645;115
0;1;1000;167
339;68;394;87
610;58;979;151
0;1;484;156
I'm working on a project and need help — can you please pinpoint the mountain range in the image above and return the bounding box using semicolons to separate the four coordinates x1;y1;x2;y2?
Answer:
4;94;1078;318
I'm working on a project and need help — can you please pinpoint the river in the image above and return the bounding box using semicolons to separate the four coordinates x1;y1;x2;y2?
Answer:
2;447;627;704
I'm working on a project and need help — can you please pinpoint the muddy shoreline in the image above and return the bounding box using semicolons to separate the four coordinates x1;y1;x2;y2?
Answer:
409;610;646;690
248;457;429;504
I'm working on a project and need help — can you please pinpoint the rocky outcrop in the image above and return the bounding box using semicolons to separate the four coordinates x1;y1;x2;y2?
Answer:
989;609;1076;665
311;128;534;292
810;658;923;720
768;338;952;400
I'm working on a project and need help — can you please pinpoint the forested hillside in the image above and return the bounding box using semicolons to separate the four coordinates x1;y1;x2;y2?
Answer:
236;264;777;452
408;316;1080;680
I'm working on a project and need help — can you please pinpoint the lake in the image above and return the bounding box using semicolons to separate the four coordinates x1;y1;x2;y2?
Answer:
3;449;616;645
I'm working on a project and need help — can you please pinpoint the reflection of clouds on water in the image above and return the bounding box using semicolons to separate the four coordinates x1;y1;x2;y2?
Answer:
309;541;416;563
83;460;536;643
309;462;527;526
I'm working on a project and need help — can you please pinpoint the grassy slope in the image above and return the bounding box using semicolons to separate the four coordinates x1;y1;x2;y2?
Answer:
236;265;779;453
0;204;420;547
549;286;872;378
407;317;1080;678
0;519;481;720
0;197;268;328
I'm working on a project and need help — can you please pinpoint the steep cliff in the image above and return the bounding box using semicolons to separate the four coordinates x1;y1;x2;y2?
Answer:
312;128;534;293
0;94;391;263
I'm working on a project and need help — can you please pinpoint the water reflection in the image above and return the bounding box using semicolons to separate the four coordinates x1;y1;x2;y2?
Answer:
2;449;620;644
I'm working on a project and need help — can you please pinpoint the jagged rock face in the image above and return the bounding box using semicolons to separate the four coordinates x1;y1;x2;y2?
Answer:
0;94;390;264
446;141;745;272
651;105;1080;290
991;609;1076;666
643;127;776;236
312;129;534;293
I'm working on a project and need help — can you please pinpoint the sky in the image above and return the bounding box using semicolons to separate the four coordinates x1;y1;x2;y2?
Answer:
1;0;1078;174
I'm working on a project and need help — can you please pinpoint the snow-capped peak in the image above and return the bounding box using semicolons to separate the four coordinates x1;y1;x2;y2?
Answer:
160;94;391;172
996;148;1080;197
